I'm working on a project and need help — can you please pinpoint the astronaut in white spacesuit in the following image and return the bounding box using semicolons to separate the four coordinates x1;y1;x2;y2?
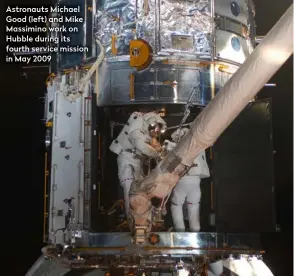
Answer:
109;111;167;216
167;128;210;232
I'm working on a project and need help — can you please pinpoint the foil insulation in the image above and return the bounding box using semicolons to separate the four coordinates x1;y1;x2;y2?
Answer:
158;0;211;55
95;0;212;56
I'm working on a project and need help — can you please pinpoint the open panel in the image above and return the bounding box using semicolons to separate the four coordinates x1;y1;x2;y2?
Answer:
212;99;276;232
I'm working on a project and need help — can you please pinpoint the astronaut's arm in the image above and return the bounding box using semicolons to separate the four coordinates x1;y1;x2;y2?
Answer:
163;140;177;151
129;130;159;158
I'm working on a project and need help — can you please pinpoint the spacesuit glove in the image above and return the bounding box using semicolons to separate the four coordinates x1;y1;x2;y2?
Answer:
160;148;168;157
150;138;162;152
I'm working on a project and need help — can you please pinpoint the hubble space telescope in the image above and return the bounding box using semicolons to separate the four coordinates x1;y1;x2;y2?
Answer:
27;0;293;275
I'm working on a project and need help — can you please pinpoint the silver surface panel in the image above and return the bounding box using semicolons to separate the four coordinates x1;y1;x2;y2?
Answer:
215;0;249;26
45;82;56;122
98;60;212;106
215;30;251;64
97;59;241;106
48;75;89;244
75;232;261;255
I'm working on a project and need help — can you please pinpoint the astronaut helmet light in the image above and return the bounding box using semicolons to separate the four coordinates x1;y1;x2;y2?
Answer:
148;122;164;137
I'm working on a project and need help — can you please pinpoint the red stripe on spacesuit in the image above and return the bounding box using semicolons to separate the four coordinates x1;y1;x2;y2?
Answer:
186;201;193;205
170;201;177;206
120;178;134;184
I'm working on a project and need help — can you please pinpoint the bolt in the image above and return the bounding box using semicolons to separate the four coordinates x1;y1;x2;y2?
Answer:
60;141;66;148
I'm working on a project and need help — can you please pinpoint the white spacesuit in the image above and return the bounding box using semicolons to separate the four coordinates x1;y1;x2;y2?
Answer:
168;128;210;232
109;111;167;215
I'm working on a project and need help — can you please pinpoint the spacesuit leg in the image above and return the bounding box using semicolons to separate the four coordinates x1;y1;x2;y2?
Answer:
170;181;187;231
185;177;201;232
118;164;133;215
117;156;141;216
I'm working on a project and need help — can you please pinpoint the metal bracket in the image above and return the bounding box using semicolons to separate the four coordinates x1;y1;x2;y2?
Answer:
134;226;147;244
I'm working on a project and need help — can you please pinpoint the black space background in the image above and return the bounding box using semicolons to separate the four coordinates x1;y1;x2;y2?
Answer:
1;1;293;275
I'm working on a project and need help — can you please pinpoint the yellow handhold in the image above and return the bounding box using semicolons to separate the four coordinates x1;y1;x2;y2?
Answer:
162;59;210;67
129;39;152;71
111;34;118;56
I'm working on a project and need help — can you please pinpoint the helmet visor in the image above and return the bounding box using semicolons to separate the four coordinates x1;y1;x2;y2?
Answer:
149;123;163;136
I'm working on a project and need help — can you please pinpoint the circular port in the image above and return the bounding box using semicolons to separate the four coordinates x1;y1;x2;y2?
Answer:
231;37;241;51
230;1;240;17
148;233;160;245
